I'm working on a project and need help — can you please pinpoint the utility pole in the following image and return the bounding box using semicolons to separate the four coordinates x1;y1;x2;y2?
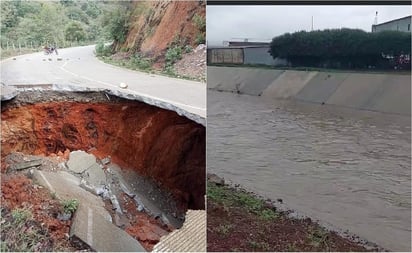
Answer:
374;11;378;25
311;16;314;31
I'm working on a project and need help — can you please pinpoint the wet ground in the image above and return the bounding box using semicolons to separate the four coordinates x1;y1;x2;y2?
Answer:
207;90;411;251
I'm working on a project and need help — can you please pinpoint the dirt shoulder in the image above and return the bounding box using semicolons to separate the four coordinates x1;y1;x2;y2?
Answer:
207;179;379;252
1;172;89;252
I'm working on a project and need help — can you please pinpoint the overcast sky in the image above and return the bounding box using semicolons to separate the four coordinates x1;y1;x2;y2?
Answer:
207;5;411;46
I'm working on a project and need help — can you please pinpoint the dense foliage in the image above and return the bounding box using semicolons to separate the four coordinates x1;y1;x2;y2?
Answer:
0;0;130;48
269;29;411;70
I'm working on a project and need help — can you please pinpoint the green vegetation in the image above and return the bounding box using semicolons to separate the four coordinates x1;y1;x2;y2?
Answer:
215;224;233;236
192;14;205;44
64;21;86;42
165;45;183;66
0;1;112;47
130;53;152;70
62;199;79;214
207;182;278;221
0;0;132;59
270;28;411;70
11;208;32;224
1;208;52;252
101;5;130;44
95;42;112;57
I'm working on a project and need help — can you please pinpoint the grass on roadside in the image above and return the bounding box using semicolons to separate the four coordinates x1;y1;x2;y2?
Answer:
0;48;40;60
1;207;53;252
207;182;278;221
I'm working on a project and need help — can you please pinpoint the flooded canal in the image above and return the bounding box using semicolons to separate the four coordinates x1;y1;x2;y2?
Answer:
207;90;411;251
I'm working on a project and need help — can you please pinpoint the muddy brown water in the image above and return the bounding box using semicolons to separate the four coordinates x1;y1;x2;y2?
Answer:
207;90;411;251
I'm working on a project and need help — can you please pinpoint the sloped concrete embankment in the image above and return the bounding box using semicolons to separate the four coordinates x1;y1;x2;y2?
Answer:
207;66;411;116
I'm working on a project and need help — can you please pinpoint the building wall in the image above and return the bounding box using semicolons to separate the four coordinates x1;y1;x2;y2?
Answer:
207;48;243;64
372;16;411;32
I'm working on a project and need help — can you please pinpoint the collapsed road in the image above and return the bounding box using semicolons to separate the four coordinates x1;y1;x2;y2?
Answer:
0;45;206;121
0;45;206;252
1;90;206;251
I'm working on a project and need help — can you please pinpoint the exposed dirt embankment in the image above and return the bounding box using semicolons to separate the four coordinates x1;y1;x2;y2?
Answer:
1;92;205;211
118;1;205;64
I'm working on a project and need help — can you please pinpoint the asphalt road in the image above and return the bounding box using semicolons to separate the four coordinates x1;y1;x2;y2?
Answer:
0;45;206;118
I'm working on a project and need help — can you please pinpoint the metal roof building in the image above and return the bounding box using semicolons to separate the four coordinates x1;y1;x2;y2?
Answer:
372;15;411;33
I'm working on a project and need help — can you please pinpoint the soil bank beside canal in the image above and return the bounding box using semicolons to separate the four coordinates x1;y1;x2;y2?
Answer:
206;177;382;252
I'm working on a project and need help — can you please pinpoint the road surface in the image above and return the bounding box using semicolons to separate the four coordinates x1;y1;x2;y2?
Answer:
0;45;205;119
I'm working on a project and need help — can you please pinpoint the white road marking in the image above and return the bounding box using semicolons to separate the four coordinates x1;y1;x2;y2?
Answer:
59;61;205;112
38;171;55;193
87;207;93;245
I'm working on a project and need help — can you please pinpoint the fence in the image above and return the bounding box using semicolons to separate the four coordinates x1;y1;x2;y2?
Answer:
0;39;98;51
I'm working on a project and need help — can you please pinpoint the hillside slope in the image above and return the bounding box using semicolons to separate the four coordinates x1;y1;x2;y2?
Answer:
115;1;205;67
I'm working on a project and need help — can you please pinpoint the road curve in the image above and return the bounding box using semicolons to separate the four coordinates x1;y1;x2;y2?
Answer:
0;45;206;120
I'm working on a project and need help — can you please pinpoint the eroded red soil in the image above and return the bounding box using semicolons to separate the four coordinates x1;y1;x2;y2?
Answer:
1;174;79;251
1;101;205;210
120;1;205;67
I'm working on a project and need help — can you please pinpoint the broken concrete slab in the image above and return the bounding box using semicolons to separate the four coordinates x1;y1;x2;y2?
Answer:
1;84;18;101
32;170;111;222
100;157;111;165
67;150;97;174
13;159;42;171
32;169;145;251
114;213;130;229
83;162;106;188
71;204;145;252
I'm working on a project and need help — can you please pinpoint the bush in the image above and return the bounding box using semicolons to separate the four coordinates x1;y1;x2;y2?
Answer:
269;28;411;70
192;14;206;45
65;21;86;42
95;42;111;57
62;199;79;214
165;45;182;66
195;33;205;45
192;14;205;33
131;53;152;70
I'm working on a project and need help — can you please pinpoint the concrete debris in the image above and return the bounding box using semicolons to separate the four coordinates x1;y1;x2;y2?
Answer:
1;83;18;101
13;159;42;171
100;157;111;165
57;212;72;221
83;163;106;188
109;190;123;214
70;204;145;252
133;195;145;212
114;213;130;229
119;181;136;198
67;150;97;174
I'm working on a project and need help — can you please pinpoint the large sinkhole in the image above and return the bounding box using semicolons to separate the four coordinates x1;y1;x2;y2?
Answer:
1;90;206;211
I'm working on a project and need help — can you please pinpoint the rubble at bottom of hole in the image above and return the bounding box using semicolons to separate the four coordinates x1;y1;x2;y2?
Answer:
63;150;148;226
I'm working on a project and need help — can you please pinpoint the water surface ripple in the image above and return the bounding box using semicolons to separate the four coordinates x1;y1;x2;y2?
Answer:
207;90;411;251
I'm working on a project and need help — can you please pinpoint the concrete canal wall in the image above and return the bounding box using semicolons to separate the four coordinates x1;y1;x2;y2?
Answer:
207;66;411;116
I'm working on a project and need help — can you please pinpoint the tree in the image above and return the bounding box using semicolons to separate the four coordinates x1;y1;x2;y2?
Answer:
269;28;411;69
65;22;86;41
